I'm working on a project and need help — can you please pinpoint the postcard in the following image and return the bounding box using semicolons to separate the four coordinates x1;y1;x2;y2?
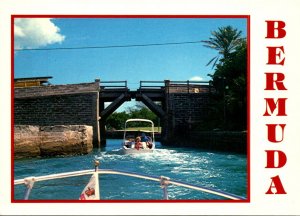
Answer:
0;0;299;215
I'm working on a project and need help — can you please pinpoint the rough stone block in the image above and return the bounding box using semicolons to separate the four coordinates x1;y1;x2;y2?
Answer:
14;125;93;159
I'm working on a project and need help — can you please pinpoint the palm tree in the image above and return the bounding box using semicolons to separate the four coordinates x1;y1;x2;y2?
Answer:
202;26;243;68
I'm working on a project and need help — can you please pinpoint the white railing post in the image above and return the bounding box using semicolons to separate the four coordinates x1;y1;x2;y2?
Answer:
95;160;100;199
160;176;170;200
23;177;35;200
94;160;100;172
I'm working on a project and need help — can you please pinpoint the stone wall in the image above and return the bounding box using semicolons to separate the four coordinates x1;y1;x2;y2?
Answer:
14;125;93;159
14;82;99;98
14;82;100;146
162;91;210;143
163;84;247;154
168;93;210;126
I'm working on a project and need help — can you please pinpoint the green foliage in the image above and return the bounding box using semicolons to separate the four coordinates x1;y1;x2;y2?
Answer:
105;111;130;130
106;105;159;130
202;26;243;68
207;38;247;130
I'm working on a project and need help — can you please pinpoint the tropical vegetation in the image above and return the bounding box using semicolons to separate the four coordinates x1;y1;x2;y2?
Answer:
106;104;159;130
202;25;247;130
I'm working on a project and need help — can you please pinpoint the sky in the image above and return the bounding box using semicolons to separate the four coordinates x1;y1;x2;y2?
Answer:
14;17;247;111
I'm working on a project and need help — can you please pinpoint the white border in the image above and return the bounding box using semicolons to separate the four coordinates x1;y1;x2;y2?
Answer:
1;0;300;215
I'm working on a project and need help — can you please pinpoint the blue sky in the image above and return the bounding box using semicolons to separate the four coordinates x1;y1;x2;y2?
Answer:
14;17;247;111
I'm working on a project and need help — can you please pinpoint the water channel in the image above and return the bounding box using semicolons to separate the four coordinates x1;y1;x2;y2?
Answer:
14;139;247;200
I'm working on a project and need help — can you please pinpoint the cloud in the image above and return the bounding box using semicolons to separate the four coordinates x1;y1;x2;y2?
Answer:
14;18;65;49
189;76;204;81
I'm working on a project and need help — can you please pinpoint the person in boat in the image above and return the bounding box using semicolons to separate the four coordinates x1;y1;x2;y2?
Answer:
147;141;153;149
125;137;135;148
135;136;142;150
141;133;152;149
141;133;149;142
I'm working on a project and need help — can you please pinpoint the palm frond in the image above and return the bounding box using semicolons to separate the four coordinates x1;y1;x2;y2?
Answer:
206;56;218;67
202;25;243;68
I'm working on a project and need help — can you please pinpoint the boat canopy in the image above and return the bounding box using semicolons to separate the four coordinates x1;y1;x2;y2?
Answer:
123;119;155;142
123;129;153;133
125;118;154;124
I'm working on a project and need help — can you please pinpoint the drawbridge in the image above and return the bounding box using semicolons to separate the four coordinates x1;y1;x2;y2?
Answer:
99;80;211;145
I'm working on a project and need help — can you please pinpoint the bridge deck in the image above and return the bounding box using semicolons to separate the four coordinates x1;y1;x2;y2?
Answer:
99;80;211;103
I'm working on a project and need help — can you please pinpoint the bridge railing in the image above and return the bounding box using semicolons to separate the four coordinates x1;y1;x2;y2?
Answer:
168;80;211;94
98;80;212;93
139;80;211;93
100;81;128;89
139;81;165;89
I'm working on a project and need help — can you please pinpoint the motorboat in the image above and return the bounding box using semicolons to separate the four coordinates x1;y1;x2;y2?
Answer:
121;118;155;154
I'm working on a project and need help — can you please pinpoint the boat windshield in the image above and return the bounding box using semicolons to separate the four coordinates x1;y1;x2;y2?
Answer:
125;130;152;141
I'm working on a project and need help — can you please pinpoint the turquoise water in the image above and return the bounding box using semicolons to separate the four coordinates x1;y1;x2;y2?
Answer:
14;139;247;200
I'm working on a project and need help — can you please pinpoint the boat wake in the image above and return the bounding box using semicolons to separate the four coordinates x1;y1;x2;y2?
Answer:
94;147;219;185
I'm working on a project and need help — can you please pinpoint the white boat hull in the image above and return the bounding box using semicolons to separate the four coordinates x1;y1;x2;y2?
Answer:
122;141;155;154
122;147;154;154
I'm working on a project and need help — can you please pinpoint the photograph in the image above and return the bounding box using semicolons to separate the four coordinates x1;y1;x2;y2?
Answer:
1;0;300;215
12;16;249;202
